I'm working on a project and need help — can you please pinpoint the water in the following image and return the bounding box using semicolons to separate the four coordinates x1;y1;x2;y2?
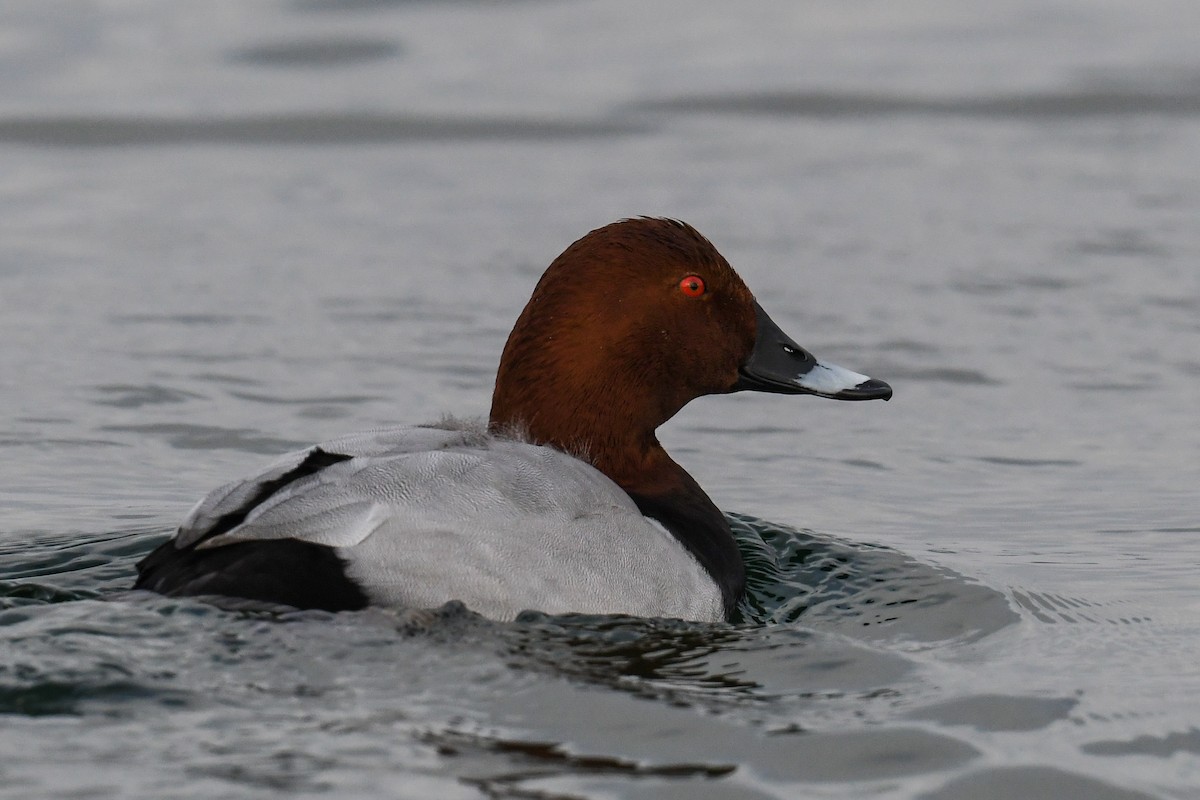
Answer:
2;0;1199;797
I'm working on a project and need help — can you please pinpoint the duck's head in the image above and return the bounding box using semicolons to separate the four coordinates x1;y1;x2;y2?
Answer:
489;218;891;454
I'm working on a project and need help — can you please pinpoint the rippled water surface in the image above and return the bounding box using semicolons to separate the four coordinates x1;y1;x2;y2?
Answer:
2;1;1199;798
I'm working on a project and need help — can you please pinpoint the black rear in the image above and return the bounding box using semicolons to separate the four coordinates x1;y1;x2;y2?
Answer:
134;536;369;612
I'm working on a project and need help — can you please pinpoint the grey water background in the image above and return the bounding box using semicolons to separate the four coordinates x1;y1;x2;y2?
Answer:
2;0;1199;797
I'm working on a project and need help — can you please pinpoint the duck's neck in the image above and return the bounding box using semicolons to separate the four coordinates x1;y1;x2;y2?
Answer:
489;367;674;495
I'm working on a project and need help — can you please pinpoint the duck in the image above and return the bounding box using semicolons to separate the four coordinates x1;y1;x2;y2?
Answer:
134;218;891;622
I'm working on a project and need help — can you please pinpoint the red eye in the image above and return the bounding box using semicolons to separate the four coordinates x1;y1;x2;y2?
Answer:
679;275;705;297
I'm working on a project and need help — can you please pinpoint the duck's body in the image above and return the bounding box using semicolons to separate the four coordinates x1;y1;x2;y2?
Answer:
136;421;726;620
135;218;891;621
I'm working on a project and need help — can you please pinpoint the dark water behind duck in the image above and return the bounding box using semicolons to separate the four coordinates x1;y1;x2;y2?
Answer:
2;1;1199;798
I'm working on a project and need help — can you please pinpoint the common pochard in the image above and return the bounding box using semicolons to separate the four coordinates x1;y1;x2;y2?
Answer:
135;218;891;622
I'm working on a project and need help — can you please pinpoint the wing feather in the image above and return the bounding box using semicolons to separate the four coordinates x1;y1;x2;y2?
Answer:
176;424;486;549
